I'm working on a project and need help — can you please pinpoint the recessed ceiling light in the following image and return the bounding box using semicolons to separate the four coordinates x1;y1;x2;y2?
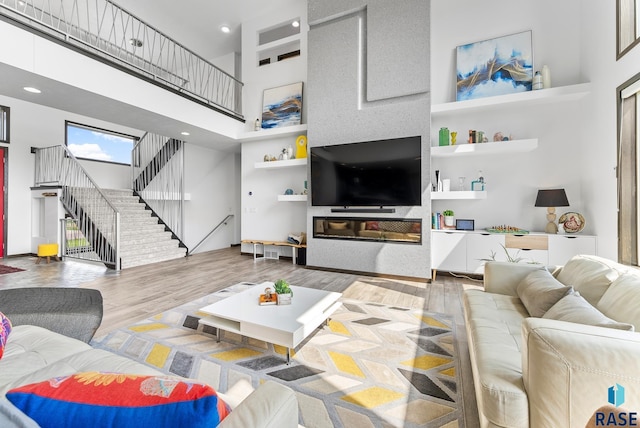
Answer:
220;25;231;34
292;20;300;28
129;38;143;47
23;87;41;94
181;131;190;136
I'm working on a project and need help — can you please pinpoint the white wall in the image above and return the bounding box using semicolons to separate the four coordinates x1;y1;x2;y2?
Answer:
580;1;640;260
239;0;308;257
0;93;240;257
0;94;141;255
241;1;308;133
431;0;598;253
183;143;240;253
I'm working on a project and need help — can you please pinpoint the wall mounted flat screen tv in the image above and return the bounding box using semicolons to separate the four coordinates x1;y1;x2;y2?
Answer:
311;136;422;207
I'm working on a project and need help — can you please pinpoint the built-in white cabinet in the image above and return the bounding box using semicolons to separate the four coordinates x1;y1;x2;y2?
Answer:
431;230;597;278
466;232;508;273
548;234;597;266
431;231;466;273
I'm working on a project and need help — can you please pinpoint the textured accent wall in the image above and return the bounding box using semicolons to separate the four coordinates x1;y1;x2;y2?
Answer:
306;0;431;279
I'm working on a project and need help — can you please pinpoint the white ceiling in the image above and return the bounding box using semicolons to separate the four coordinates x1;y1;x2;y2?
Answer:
111;0;298;61
0;0;300;151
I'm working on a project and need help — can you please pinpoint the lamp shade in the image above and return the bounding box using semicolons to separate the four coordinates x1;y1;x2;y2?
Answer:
535;189;569;207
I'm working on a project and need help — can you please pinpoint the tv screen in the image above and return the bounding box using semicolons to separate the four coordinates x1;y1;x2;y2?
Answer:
311;136;422;207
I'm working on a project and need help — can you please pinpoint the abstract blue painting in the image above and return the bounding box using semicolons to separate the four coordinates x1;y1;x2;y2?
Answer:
456;31;533;101
261;82;303;129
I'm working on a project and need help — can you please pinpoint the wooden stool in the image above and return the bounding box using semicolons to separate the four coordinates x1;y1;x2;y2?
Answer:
36;243;60;264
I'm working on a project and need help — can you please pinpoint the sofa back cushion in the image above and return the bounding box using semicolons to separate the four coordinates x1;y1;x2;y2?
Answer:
516;269;573;317
556;255;626;306
597;273;640;331
543;292;635;331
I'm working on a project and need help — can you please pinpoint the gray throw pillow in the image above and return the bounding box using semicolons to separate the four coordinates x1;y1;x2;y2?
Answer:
516;269;573;317
543;292;635;331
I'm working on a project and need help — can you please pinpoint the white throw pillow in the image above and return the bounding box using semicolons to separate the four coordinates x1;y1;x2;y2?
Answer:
596;273;640;331
543;292;635;331
516;269;573;317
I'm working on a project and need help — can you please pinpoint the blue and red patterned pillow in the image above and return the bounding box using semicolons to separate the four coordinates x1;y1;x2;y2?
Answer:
6;372;231;428
0;311;11;360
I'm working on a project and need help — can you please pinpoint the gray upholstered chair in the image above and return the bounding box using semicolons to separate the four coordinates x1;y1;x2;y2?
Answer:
0;287;103;343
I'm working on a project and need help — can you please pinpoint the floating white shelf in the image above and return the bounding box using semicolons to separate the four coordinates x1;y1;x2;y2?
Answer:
431;83;591;117
239;124;307;142
431;191;487;200
255;158;307;169
431;139;538;157
277;194;307;202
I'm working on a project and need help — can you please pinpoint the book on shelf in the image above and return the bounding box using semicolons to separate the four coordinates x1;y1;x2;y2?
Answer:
259;294;277;306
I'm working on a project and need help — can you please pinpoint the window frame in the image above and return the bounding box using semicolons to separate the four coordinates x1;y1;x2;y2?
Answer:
0;106;9;144
617;0;640;60
65;121;138;166
617;71;640;265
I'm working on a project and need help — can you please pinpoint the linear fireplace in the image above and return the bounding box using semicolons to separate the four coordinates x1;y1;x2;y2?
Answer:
313;217;422;244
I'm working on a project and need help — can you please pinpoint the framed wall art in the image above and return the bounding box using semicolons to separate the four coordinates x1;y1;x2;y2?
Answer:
261;82;303;129
456;30;533;101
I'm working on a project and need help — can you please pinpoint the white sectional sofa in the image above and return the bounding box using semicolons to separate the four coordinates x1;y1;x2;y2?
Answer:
0;289;298;428
463;255;640;428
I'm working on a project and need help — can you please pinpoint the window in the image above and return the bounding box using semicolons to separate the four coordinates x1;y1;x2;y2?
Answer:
65;121;137;165
617;73;640;265
618;0;640;59
0;106;9;143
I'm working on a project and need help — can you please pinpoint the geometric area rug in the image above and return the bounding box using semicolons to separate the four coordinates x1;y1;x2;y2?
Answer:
91;282;462;427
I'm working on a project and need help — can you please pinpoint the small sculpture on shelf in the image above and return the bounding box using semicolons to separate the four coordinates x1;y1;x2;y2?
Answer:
493;132;514;142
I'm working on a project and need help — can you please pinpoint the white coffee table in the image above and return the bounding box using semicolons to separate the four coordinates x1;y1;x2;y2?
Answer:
198;282;342;363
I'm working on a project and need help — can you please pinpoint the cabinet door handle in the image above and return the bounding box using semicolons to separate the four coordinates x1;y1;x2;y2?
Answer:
564;236;577;239
514;234;525;237
481;233;490;236
521;248;532;251
445;232;454;234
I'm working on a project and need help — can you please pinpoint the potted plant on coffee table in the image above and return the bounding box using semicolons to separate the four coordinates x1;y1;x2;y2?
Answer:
273;279;293;305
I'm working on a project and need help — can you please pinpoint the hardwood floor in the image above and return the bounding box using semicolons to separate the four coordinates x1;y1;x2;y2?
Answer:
2;247;482;427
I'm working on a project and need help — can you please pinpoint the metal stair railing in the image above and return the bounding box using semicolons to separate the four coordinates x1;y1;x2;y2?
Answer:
34;145;121;270
188;214;234;256
132;132;185;243
0;0;243;119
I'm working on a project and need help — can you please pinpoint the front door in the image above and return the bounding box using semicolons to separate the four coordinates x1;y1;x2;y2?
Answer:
0;147;5;258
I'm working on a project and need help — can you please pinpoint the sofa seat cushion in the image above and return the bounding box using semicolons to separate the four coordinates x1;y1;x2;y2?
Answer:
463;289;530;428
556;255;627;306
0;326;92;389
1;346;161;397
597;273;640;331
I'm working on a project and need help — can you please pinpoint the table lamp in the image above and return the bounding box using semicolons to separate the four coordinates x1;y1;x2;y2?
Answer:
535;189;569;234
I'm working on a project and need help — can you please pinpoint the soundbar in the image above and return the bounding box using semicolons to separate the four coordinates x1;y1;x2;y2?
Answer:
330;208;396;213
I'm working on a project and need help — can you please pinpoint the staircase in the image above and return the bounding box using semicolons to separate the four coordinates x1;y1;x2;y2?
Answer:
104;189;187;269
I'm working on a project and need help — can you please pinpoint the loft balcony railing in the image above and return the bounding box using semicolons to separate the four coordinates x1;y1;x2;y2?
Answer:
0;0;243;120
